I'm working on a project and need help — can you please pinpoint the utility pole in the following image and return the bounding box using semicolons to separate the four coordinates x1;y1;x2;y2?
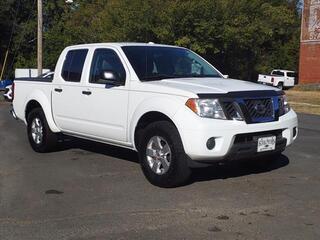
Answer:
37;0;43;76
0;50;9;80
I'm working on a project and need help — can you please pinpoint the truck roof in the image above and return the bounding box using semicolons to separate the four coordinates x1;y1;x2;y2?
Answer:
64;42;182;50
273;69;295;73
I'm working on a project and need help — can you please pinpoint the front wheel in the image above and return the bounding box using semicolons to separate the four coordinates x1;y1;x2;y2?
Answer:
27;108;58;153
138;121;191;188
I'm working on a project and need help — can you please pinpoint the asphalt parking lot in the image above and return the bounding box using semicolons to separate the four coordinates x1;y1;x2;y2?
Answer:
0;102;320;240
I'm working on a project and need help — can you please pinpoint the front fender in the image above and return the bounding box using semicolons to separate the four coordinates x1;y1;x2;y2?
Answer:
129;96;186;150
24;90;60;133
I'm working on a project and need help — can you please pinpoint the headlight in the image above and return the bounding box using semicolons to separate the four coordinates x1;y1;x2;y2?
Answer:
185;98;227;119
279;95;290;115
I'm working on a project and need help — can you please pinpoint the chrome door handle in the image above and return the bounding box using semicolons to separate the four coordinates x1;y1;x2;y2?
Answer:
54;88;63;93
82;90;92;95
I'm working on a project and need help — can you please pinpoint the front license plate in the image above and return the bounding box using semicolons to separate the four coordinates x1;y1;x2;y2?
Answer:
257;136;276;152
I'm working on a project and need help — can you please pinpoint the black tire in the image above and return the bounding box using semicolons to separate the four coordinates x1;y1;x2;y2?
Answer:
27;108;58;153
277;82;284;90
138;121;191;188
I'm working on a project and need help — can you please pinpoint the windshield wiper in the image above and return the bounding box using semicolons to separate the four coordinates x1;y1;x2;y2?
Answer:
141;74;222;81
141;74;177;81
176;74;221;78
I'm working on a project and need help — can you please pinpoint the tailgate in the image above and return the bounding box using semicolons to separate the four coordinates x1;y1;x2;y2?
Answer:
258;75;272;84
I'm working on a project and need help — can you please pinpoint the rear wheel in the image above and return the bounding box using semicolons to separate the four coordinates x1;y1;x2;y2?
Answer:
27;108;58;153
277;82;284;90
138;121;191;188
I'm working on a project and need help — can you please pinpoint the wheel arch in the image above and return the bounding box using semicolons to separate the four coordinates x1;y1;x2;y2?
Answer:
274;78;283;86
134;111;179;150
24;92;60;133
130;97;184;151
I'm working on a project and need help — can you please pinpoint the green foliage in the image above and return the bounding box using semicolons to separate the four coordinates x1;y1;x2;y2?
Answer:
0;0;37;78
0;0;19;76
1;0;301;80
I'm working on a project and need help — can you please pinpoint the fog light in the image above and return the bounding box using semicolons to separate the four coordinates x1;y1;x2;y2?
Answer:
206;137;216;150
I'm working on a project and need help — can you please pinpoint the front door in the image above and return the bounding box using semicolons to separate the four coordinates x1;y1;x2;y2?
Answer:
79;48;129;142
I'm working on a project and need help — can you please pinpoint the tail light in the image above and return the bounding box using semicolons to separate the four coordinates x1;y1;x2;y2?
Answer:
12;82;15;100
271;77;274;83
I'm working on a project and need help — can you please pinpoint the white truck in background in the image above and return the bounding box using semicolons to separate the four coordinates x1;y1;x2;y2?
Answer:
11;43;298;187
258;70;297;90
15;68;51;78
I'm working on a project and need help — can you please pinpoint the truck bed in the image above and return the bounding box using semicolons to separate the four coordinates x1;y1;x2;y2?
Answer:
13;79;54;123
14;77;53;83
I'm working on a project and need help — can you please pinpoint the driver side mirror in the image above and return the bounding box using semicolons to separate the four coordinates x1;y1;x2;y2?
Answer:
100;71;124;86
223;74;229;79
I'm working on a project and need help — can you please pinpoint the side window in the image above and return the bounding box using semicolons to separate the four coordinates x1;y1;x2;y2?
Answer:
273;71;284;76
89;49;126;84
61;49;88;82
287;72;296;78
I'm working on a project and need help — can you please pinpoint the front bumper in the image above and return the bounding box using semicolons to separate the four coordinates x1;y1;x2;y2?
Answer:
224;131;287;161
173;108;298;161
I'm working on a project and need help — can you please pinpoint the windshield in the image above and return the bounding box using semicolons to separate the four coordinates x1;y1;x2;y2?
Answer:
122;46;222;81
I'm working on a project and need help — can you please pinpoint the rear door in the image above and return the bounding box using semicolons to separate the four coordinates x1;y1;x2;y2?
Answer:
285;72;295;87
52;48;90;133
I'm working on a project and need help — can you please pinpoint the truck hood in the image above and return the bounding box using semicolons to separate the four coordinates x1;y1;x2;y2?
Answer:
143;77;279;96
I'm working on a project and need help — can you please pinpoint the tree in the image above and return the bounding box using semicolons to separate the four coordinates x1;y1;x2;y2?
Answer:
2;0;301;81
0;0;18;78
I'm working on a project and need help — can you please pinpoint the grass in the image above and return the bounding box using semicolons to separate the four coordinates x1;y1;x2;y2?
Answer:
291;83;320;92
286;87;320;115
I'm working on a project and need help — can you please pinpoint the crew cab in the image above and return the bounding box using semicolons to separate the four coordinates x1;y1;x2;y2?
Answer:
12;43;298;187
258;69;296;89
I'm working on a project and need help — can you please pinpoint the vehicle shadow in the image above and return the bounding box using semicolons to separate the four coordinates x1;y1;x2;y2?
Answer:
58;137;289;185
189;154;289;184
58;137;139;164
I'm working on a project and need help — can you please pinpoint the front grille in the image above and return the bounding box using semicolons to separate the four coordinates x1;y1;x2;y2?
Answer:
223;102;239;120
221;97;277;123
234;129;283;144
244;98;274;121
278;98;285;116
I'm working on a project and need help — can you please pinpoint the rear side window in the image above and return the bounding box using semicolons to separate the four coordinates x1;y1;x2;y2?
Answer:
272;71;284;76
62;49;88;82
287;72;296;78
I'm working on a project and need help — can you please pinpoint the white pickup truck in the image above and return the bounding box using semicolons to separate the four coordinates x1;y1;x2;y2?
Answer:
258;69;297;89
12;43;298;187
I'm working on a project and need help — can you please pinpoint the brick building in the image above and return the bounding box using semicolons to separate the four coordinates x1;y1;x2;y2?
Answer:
300;0;320;83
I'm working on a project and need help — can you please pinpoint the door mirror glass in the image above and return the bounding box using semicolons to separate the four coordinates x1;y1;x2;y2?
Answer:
102;71;117;81
100;71;124;86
